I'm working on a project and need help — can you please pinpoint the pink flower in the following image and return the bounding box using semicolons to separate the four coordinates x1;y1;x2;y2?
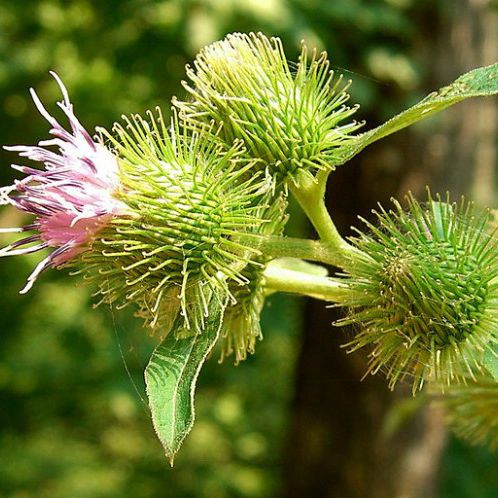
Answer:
0;72;125;293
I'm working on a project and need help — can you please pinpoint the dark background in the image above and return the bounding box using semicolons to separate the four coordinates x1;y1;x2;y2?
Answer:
0;1;497;497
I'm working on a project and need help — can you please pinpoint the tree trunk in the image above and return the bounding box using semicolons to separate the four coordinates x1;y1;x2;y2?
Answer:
280;2;497;497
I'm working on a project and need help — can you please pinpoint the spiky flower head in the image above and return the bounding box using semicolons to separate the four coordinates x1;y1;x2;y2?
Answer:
338;193;498;392
175;32;361;186
78;109;279;333
0;72;125;293
442;376;498;449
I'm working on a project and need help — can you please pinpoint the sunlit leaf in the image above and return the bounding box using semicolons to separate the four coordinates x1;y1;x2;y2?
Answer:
145;295;226;464
336;62;498;164
484;348;498;382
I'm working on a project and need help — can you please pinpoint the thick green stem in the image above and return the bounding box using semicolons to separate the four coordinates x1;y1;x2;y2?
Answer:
290;184;342;245
238;173;366;271
263;264;351;303
289;172;359;267
237;233;348;267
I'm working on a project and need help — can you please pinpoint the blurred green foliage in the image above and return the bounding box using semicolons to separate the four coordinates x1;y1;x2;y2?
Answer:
0;0;496;497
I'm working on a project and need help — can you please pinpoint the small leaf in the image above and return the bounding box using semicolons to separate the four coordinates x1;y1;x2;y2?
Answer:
145;295;226;464
336;62;498;165
484;347;498;382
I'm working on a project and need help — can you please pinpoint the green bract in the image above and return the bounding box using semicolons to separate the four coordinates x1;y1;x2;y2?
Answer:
76;110;278;333
175;32;361;186
339;194;498;392
221;194;288;362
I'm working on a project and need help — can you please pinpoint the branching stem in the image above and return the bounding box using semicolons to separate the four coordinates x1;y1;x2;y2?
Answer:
289;172;360;267
263;264;351;303
238;233;348;268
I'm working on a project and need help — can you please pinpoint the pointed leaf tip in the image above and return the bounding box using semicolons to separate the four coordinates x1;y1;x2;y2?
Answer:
335;62;498;165
145;295;225;462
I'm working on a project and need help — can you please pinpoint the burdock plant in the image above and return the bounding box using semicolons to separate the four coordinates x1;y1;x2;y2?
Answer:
2;33;498;463
338;195;498;392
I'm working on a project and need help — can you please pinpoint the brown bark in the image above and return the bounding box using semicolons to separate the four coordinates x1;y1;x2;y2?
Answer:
412;0;498;201
280;2;497;497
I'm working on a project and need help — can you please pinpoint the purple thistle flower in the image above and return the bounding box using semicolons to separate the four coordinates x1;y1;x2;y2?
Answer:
0;72;125;293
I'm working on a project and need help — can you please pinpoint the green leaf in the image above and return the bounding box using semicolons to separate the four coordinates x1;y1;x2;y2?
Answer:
336;62;498;165
145;295;225;464
484;348;498;382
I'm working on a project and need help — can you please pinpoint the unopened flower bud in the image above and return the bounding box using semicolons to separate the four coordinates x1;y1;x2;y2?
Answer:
175;32;361;185
339;193;498;391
